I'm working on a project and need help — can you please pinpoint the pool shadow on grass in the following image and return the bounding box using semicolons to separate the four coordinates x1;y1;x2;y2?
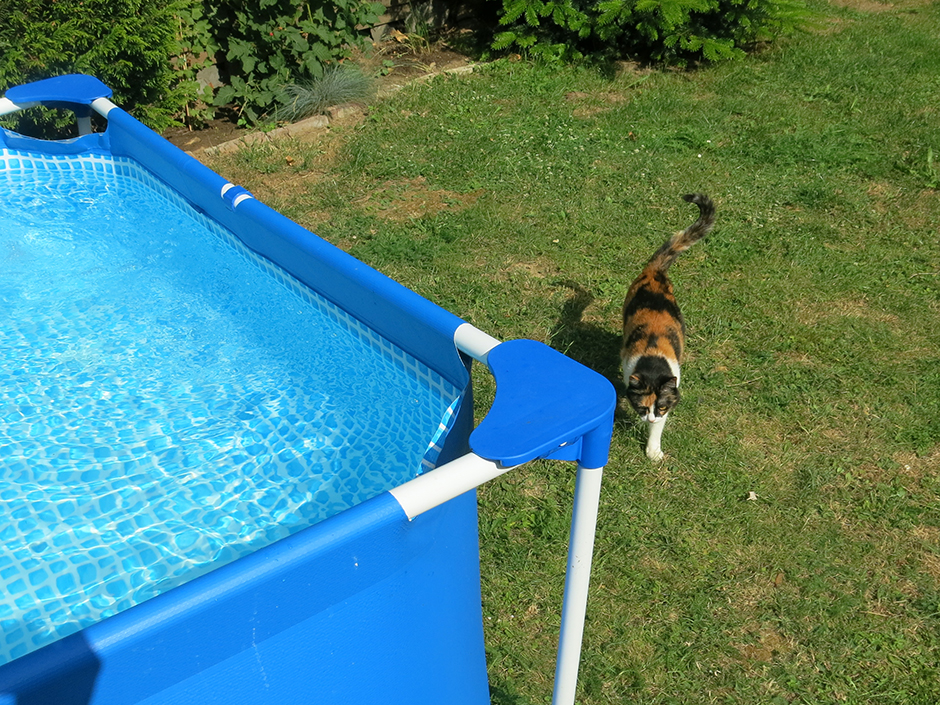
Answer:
490;683;538;705
548;280;630;420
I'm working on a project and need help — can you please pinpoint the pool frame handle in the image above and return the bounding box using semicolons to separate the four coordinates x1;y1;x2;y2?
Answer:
391;324;615;705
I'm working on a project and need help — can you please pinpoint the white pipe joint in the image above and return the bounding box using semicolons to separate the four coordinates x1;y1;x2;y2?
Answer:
389;453;512;520
454;323;500;364
0;97;33;117
91;97;118;119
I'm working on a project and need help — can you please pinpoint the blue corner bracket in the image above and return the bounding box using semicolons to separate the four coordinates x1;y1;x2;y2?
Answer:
469;339;616;469
5;74;112;106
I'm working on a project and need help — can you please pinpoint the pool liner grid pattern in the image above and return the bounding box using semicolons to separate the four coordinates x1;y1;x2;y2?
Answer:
0;147;460;421
0;147;463;665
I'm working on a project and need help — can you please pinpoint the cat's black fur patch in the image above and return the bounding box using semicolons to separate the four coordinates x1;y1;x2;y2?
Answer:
623;323;648;350
622;287;682;320
631;355;675;386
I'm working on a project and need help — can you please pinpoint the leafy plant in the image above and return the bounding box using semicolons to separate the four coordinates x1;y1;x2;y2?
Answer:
171;1;220;128
206;0;384;125
493;0;817;64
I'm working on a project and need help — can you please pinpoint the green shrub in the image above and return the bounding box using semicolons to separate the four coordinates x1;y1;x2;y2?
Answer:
207;0;385;125
493;0;816;64
0;0;195;135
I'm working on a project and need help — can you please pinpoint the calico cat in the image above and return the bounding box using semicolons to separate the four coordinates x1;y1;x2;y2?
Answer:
621;193;715;461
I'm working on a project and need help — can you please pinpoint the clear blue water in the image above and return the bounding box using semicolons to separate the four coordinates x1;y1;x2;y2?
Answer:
0;150;460;665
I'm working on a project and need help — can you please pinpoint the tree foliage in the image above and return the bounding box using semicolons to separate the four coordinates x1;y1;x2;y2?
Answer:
0;0;385;133
0;0;190;133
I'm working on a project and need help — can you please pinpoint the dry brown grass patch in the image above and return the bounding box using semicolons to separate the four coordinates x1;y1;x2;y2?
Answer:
904;188;940;231
828;0;896;12
892;447;940;482
351;176;482;221
918;544;940;583
735;624;794;664
565;90;630;118
504;258;560;281
792;295;902;330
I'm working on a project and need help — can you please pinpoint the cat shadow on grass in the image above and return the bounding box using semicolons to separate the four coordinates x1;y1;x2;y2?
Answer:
548;280;634;427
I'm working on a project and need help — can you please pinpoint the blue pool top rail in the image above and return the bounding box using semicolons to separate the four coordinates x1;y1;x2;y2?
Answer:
1;74;113;137
4;73;113;106
0;74;617;705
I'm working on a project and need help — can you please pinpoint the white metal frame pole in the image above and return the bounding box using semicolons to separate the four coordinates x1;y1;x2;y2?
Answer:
0;98;31;117
552;463;604;705
451;323;605;705
389;453;512;520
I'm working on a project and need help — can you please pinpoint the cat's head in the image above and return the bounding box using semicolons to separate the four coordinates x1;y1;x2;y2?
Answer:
626;373;680;423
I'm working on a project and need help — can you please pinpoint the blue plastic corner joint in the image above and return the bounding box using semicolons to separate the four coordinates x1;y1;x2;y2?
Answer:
469;339;616;468
6;74;112;106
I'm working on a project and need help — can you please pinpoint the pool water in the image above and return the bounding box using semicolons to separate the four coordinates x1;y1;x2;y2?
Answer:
0;149;461;664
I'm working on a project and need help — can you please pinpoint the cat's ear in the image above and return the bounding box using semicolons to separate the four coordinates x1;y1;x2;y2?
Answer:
662;376;678;392
628;374;643;388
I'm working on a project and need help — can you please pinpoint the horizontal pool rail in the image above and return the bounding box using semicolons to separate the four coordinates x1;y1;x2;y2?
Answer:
0;74;619;705
454;322;500;364
0;97;31;117
389;453;510;521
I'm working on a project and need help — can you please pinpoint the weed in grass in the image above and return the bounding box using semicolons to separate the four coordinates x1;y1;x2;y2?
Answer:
898;147;940;190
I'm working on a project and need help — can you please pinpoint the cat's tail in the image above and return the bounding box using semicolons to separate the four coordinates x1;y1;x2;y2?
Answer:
645;193;715;272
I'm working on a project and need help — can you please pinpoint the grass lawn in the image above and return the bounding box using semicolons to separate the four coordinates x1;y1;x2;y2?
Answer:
206;0;940;701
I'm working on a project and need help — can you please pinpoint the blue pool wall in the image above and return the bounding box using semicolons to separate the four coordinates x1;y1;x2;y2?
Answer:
0;96;491;702
0;491;488;705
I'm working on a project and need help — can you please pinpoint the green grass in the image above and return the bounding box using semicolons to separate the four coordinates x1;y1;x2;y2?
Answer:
208;2;940;702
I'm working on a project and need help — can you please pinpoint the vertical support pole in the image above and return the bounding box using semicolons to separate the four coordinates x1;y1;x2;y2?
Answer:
552;463;604;705
74;105;94;136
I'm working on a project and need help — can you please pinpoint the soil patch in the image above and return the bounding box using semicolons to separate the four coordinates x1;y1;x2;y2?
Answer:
828;0;896;11
162;117;244;154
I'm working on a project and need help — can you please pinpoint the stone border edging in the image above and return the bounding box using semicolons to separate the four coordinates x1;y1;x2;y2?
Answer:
197;64;475;158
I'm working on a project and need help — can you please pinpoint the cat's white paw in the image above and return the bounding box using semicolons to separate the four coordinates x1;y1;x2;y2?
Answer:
646;446;665;462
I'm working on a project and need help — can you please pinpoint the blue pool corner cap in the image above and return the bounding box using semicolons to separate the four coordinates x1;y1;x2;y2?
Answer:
5;74;112;106
470;339;616;468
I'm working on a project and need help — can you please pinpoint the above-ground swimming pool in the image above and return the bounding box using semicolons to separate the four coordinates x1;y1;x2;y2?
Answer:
0;75;615;705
